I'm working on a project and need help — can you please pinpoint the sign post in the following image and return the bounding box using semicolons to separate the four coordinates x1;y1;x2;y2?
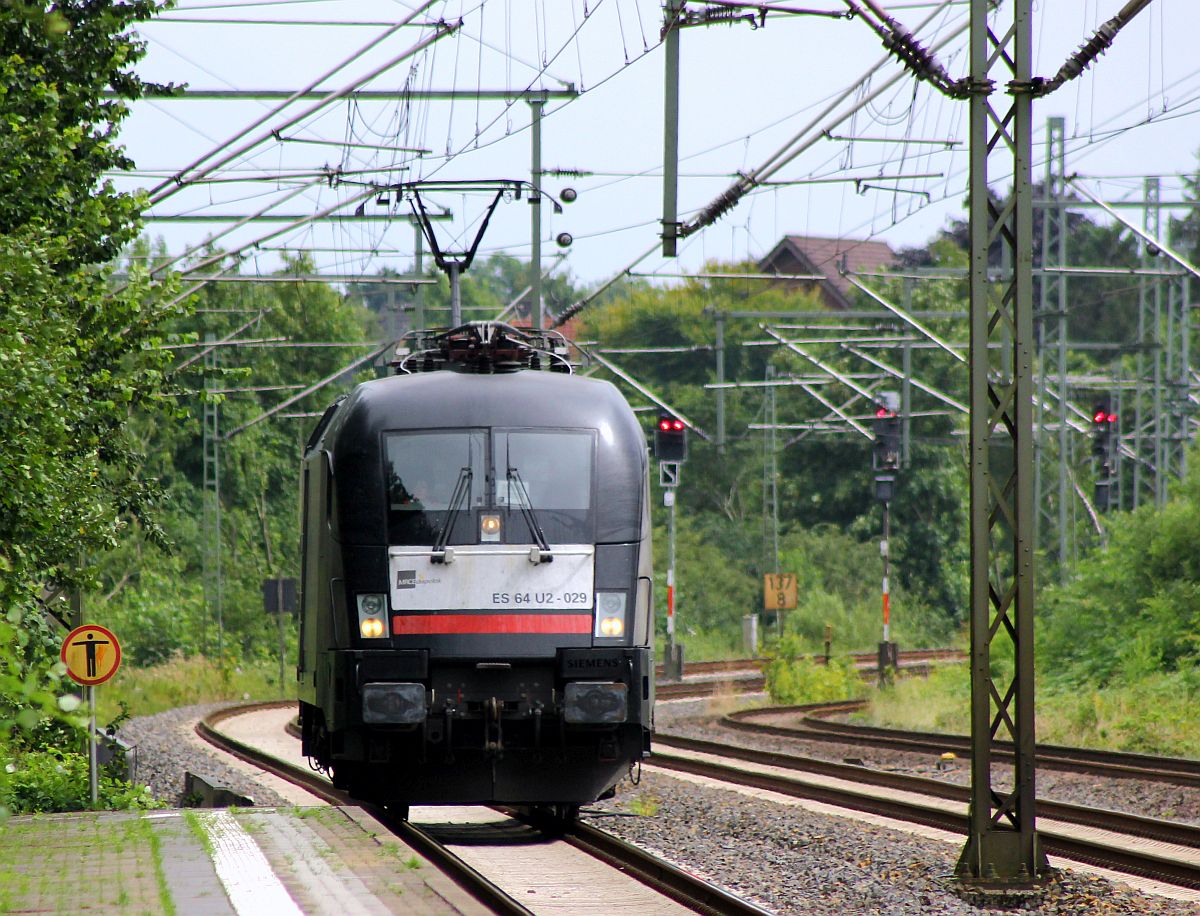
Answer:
61;624;122;807
660;463;682;679
763;572;797;637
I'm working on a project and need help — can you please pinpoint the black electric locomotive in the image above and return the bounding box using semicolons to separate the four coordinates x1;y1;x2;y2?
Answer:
297;322;654;813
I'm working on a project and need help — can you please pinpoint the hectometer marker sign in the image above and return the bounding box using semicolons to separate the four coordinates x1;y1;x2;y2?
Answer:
61;624;122;687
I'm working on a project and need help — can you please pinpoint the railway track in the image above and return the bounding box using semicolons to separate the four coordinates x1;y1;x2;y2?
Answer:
654;647;964;700
726;701;1200;788
653;646;964;679
198;702;769;916
649;731;1200;891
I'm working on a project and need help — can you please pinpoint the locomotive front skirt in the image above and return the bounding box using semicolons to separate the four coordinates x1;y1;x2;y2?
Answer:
297;354;655;808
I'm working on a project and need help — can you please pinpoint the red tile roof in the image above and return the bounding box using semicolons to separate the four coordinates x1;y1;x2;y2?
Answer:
759;235;897;309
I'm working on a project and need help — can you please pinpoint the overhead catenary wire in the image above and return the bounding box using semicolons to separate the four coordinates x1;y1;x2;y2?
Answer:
118;0;1198;328
222;341;394;441
148;3;453;205
678;0;967;238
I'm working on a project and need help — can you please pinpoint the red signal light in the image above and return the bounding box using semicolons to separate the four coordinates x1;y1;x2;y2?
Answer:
658;418;671;431
1092;409;1106;424
1107;413;1118;424
671;419;684;430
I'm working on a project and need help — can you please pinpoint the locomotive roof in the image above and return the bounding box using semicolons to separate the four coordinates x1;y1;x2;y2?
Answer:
323;369;643;450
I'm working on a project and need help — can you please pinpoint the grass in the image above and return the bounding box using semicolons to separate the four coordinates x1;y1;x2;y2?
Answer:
859;663;1200;758
1036;671;1200;757
673;628;753;662
627;793;661;817
98;654;292;721
858;664;969;734
183;810;215;857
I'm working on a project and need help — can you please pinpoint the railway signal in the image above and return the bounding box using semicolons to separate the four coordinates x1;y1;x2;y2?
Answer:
1091;400;1117;467
872;404;901;472
1091;399;1117;511
654;413;686;679
870;392;900;683
654;414;688;462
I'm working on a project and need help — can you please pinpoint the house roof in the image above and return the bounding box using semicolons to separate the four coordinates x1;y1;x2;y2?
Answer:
758;235;897;309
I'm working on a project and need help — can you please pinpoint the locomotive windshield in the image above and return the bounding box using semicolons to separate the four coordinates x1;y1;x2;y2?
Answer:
385;430;487;544
383;428;594;545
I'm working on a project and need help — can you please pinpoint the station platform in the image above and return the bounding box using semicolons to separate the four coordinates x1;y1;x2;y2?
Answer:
0;805;487;915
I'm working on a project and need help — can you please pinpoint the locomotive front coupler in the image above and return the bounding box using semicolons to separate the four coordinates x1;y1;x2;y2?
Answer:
484;696;504;757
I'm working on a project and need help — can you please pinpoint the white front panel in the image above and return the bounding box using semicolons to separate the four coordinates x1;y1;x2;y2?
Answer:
388;546;595;612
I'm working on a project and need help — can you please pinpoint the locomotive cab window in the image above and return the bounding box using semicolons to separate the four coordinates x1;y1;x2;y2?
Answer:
383;428;594;545
385;430;487;545
495;429;594;544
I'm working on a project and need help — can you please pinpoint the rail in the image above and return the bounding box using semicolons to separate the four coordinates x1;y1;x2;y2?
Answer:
725;702;1200;787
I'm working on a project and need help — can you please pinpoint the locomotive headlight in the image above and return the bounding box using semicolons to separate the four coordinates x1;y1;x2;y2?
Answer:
599;616;624;637
360;617;385;638
594;591;627;639
480;513;501;542
357;593;388;639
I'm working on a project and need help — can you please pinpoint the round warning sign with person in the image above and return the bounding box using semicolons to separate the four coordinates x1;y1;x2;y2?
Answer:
61;624;122;686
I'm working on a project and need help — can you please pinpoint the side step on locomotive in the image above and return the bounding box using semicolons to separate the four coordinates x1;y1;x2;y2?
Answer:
297;322;654;817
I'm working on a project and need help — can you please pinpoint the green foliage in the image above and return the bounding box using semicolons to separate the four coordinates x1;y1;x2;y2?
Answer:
0;0;182;816
763;638;861;704
1038;449;1200;689
777;525;957;651
2;747;162;814
587;265;968;656
96;655;288;722
348;252;584;329
627;792;662;817
1037;669;1200;757
863;664;969;734
861;663;1200;758
87;252;377;670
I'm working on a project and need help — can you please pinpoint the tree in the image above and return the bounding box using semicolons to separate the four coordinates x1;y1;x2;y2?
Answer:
91;253;377;665
578;261;970;643
0;0;176;795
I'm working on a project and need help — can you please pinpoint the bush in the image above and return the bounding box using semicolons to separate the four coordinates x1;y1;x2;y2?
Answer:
764;636;861;704
773;525;957;654
3;747;161;814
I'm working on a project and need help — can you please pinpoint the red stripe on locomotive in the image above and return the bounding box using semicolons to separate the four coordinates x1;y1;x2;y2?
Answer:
391;613;592;635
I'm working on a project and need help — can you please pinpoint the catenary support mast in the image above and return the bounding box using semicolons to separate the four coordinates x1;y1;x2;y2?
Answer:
958;0;1047;883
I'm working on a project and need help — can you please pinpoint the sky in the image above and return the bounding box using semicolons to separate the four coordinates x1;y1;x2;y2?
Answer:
115;0;1200;293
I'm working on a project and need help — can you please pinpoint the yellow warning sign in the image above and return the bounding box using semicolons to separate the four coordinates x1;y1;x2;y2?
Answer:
61;624;122;686
763;573;798;611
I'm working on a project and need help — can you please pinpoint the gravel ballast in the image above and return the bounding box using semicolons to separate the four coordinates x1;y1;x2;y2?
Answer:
119;702;290;808
582;771;1194;915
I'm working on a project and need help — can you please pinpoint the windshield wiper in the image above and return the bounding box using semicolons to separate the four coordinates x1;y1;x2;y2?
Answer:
507;466;552;563
431;466;472;563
